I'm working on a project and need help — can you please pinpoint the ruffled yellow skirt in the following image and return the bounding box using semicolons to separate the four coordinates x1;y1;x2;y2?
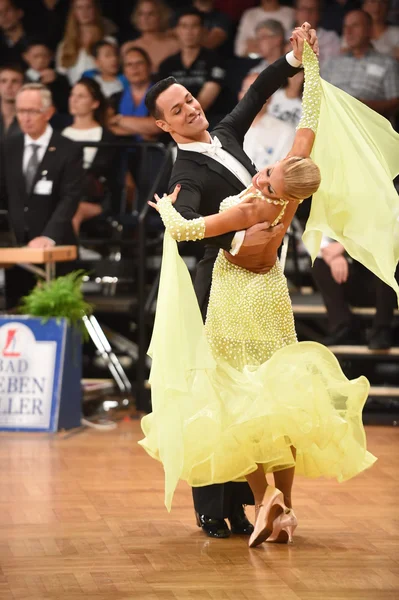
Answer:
139;241;376;511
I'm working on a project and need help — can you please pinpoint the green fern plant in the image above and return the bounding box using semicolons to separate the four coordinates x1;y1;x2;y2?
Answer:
18;270;93;340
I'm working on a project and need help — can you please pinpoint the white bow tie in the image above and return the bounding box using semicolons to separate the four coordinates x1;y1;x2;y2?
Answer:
207;135;223;156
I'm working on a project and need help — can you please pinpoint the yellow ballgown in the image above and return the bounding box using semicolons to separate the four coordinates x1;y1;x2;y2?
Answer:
139;43;399;511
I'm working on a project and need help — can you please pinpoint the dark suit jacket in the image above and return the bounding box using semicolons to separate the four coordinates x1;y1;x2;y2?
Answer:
0;130;85;245
169;55;299;315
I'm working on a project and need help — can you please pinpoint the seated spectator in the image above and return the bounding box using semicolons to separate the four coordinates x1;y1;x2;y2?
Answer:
83;40;125;98
240;72;295;169
63;77;116;236
0;63;23;139
192;0;232;54
294;0;341;67
0;82;84;308
158;8;226;121
362;0;399;58
322;10;399;118
234;0;294;57
313;236;399;349
320;0;362;35
109;47;159;140
23;39;70;115
56;0;117;86
0;0;28;68
249;19;285;73
18;0;69;52
121;0;180;74
267;70;303;127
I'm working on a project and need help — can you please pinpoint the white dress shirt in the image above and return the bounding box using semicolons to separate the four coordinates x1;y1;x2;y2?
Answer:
23;124;55;245
23;124;53;173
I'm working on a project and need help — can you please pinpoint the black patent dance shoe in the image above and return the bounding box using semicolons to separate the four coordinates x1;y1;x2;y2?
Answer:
228;505;254;535
195;512;231;538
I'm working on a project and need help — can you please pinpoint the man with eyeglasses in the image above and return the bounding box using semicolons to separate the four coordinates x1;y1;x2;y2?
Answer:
0;82;85;308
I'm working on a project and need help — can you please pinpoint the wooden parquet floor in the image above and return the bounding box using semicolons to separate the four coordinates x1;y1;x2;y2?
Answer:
0;420;398;600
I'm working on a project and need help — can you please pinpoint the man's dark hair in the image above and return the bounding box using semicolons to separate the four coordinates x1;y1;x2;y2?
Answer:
145;76;177;119
92;39;117;59
176;7;205;26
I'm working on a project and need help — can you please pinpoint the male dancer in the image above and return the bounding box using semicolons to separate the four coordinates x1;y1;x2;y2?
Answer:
145;24;318;538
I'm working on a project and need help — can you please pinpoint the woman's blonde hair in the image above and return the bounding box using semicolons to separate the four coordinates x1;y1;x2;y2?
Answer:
131;0;171;33
60;0;105;68
281;156;321;201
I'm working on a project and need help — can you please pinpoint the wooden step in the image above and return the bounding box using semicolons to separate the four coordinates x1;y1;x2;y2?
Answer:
328;345;399;358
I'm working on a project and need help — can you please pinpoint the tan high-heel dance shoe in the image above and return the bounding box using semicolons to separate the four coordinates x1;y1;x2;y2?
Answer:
248;486;286;548
266;508;297;543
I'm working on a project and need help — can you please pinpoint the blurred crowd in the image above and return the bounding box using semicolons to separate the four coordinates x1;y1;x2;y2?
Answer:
0;0;398;348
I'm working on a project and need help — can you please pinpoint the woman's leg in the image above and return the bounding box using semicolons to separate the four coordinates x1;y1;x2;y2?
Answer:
72;202;103;235
245;464;268;506
273;448;296;509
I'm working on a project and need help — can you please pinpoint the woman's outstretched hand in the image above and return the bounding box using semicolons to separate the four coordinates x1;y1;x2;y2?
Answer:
148;184;181;212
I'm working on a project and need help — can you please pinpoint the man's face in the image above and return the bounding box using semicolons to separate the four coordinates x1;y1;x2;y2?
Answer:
295;0;320;29
362;0;389;22
24;45;52;72
155;84;208;139
0;1;23;33
343;11;371;50
96;45;119;76
123;50;150;85
16;90;53;138
176;15;203;48
256;26;284;60
0;69;23;102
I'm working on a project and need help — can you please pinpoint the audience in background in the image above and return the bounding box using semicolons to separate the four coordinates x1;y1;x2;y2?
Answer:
268;70;303;127
295;0;341;66
214;0;257;23
121;0;179;74
63;77;116;237
0;82;84;308
249;19;285;73
193;0;232;54
362;0;399;57
313;237;399;349
109;47;158;140
235;0;294;56
322;10;399;118
19;0;69;52
0;0;28;68
83;40;125;98
0;64;23;139
320;0;362;35
240;72;295;169
23;39;70;114
158;8;226;120
56;0;116;85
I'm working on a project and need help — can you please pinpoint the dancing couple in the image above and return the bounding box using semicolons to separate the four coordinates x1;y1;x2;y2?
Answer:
139;24;399;547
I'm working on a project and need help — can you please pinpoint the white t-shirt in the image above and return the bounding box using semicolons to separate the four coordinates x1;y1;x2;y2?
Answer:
94;75;124;98
235;6;295;56
243;113;296;171
268;89;302;128
62;126;103;168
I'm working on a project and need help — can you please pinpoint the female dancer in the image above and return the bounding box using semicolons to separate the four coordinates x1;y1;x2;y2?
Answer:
140;42;398;547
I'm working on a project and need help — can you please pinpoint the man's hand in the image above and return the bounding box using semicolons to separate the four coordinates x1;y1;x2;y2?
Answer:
40;69;57;84
27;236;55;249
238;221;285;256
290;22;319;62
330;255;349;284
321;242;345;266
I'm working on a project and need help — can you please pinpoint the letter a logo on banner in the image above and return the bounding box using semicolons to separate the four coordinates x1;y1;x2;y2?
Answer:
2;329;21;357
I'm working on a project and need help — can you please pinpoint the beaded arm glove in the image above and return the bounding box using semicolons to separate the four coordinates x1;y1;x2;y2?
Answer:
157;196;206;242
296;42;321;134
